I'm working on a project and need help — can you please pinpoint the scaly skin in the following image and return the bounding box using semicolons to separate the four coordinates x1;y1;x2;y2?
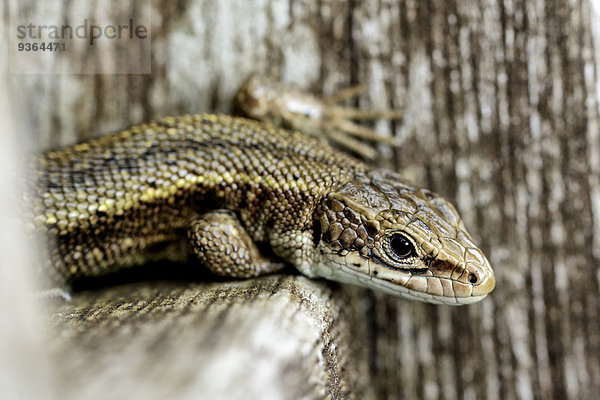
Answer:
32;114;494;305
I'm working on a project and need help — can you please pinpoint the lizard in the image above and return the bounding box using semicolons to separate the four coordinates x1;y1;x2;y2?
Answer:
29;80;495;305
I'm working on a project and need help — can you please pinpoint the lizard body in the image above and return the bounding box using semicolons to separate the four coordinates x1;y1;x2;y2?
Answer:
32;114;494;305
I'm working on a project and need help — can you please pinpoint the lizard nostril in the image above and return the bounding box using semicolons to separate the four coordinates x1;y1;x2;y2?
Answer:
468;273;478;284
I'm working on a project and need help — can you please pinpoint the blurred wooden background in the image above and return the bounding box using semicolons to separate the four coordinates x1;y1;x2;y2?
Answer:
2;0;599;399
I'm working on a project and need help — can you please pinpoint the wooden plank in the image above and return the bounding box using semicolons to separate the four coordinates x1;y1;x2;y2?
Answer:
44;276;371;400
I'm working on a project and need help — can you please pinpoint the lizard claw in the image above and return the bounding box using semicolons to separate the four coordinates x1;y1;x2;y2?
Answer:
235;75;402;159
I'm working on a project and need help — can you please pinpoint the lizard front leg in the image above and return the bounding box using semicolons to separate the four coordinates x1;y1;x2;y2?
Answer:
189;210;285;278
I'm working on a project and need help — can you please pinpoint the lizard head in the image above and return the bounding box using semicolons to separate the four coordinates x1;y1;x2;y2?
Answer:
313;169;495;305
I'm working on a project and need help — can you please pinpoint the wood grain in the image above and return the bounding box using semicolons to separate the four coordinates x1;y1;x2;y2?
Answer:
45;276;369;400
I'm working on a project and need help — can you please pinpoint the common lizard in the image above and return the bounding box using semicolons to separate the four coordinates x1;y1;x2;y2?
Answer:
30;79;495;305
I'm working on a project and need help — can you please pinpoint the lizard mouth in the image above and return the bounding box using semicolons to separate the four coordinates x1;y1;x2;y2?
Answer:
315;248;491;305
368;275;491;305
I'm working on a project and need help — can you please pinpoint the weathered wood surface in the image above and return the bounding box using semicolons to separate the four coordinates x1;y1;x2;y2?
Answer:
45;277;369;400
2;0;600;399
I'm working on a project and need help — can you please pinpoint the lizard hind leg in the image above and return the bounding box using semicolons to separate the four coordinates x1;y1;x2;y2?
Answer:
188;210;285;279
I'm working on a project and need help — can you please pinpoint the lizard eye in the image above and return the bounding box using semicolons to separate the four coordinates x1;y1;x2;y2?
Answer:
387;233;416;260
468;273;478;284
